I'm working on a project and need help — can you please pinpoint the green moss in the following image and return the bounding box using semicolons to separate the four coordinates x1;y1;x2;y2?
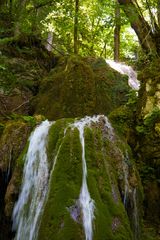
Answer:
136;107;160;136
47;118;72;169
109;105;135;138
0;120;32;169
38;126;83;240
85;127;132;240
35;56;96;120
36;118;143;239
0;123;5;136
34;56;130;120
0;54;43;94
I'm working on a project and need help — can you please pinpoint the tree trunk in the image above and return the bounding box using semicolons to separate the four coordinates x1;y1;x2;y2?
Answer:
157;0;160;27
114;1;121;62
14;0;28;37
74;0;79;54
118;0;158;55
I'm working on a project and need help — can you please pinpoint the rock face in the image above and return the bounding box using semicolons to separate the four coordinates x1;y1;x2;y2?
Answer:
0;120;32;240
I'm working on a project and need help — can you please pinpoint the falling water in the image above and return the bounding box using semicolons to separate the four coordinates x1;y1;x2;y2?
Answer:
72;115;113;240
6;147;12;183
106;60;140;91
133;188;140;240
12;120;53;240
122;152;140;239
122;152;130;207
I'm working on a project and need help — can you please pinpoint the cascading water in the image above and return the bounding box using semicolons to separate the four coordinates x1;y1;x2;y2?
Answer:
121;151;140;240
12;120;53;240
72;115;114;240
106;60;140;91
72;117;95;240
132;188;140;240
122;151;130;207
11;115;141;240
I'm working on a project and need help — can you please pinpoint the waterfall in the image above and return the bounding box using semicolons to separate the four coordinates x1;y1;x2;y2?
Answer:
72;115;113;240
106;60;140;91
12;120;53;240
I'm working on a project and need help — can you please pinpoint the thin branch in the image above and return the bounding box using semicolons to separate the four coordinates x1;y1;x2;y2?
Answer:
43;39;65;56
12;99;30;112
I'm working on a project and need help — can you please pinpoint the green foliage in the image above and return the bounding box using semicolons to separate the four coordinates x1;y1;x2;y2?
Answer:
0;0;140;58
140;165;156;182
38;121;83;240
136;107;160;134
126;90;138;107
9;114;36;127
144;107;160;127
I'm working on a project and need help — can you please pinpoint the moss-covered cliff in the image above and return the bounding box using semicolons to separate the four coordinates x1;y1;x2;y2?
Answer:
134;59;160;233
37;116;142;240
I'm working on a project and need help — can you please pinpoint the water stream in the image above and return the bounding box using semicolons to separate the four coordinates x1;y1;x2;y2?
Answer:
106;60;140;91
123;152;130;207
133;188;140;240
12;120;53;240
72;117;96;240
72;115;114;240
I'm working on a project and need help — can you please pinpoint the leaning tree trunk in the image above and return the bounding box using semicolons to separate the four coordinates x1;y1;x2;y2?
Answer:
118;0;158;55
14;0;28;37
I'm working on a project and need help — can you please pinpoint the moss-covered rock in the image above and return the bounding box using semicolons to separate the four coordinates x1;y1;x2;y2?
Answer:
37;116;142;240
34;57;130;120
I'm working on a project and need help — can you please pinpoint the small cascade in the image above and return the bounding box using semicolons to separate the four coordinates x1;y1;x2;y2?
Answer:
132;188;140;240
122;152;130;207
106;60;140;91
72;115;114;240
12;120;53;240
121;151;140;239
6;147;12;184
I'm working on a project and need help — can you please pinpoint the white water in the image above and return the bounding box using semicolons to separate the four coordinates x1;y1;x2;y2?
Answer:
106;60;140;91
12;120;53;240
72;115;113;240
